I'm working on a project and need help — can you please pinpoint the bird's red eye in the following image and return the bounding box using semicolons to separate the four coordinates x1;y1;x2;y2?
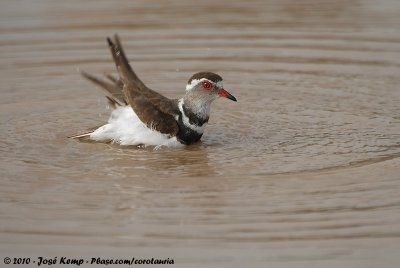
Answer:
201;81;212;90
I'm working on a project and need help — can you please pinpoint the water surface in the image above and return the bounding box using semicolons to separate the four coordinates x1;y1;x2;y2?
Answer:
1;0;400;267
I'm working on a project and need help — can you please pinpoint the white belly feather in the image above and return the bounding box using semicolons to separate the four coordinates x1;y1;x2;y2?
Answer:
90;106;183;148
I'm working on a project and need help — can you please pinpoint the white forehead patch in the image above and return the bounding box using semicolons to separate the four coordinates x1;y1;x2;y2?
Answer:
186;78;224;91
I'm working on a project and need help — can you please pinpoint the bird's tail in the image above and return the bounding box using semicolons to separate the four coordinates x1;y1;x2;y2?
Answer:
67;130;94;140
67;123;105;140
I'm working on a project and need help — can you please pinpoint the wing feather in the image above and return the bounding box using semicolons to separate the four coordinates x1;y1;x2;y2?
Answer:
107;35;179;116
107;34;179;136
80;71;126;105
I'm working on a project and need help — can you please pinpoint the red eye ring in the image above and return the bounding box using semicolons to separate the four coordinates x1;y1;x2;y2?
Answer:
201;81;213;90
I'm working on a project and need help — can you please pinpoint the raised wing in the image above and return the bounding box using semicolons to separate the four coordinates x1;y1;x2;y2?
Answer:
80;71;126;106
106;34;179;136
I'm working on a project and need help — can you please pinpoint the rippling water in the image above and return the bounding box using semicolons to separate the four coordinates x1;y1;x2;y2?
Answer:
1;0;400;267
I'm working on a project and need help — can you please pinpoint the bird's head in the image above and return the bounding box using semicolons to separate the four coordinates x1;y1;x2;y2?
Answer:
185;72;237;103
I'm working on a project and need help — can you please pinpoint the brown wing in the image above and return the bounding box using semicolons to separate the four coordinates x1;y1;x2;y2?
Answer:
80;71;127;106
123;88;179;135
107;34;179;136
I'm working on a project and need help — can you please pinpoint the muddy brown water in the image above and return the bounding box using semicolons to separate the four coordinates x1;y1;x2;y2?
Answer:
1;0;400;267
